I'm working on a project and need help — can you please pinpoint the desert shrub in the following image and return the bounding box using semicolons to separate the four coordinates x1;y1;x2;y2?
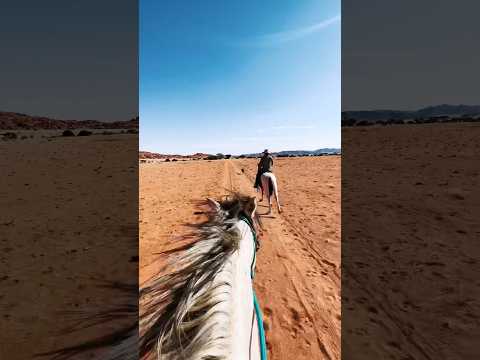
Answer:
172;159;178;162
165;159;171;162
356;120;371;126
224;154;231;159
2;132;17;140
206;155;219;160
341;118;357;126
21;135;28;140
77;130;93;136
62;130;75;137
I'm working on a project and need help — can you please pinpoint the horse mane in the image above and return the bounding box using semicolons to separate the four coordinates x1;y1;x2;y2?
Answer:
37;193;258;360
140;193;258;360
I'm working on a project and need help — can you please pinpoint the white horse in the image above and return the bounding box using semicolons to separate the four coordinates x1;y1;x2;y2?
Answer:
259;172;281;214
40;194;267;360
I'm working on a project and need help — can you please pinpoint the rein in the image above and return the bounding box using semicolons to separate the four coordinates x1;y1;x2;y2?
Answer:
239;215;258;278
239;215;268;360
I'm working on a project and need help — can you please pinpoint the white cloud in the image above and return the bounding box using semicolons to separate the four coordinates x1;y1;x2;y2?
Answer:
239;15;340;47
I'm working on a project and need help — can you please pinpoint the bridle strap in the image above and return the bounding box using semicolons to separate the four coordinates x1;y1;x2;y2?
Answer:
239;216;268;360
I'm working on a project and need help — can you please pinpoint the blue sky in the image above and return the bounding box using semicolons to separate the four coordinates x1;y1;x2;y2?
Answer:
140;0;340;155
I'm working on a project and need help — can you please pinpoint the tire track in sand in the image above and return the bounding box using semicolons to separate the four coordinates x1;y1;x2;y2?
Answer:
225;159;340;360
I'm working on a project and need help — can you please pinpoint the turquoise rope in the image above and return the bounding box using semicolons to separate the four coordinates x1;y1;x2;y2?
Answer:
253;291;268;360
239;216;268;360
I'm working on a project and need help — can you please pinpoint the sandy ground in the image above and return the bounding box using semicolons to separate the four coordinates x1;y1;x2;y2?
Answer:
342;123;480;359
0;132;138;359
140;156;341;360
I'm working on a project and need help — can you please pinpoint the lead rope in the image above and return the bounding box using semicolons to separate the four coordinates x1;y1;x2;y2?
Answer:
240;216;268;360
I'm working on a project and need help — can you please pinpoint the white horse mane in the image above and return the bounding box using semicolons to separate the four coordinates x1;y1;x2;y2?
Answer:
140;194;259;359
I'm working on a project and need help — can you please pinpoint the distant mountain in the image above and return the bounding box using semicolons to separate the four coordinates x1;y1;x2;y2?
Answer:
342;110;415;122
139;151;211;160
416;104;480;117
0;111;139;130
240;148;341;158
342;104;480;126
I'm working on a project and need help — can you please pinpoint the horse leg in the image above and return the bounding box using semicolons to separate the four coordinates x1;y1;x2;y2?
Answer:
272;176;281;213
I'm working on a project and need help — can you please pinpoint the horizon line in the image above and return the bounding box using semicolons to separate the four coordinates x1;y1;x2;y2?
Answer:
139;147;342;157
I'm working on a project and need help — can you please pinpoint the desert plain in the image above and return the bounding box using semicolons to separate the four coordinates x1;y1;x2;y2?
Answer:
140;155;341;360
0;131;138;359
3;121;477;360
342;122;480;360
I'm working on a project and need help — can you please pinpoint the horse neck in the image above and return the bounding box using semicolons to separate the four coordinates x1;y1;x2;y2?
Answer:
139;214;259;360
206;220;255;360
229;219;258;359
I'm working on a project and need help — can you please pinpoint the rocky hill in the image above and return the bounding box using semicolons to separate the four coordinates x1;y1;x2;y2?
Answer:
139;151;210;160
0;112;139;130
342;104;480;126
240;148;341;158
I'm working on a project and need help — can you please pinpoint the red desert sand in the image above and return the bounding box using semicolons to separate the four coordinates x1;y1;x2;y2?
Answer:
342;122;480;360
0;131;138;359
140;156;341;360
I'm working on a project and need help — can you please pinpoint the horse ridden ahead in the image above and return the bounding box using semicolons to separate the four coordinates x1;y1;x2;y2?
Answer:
254;149;281;214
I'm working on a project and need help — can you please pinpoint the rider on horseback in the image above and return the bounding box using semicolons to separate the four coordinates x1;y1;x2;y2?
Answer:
254;149;273;190
253;149;281;213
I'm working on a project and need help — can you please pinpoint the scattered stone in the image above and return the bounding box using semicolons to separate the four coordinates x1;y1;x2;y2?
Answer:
62;130;75;137
77;130;93;136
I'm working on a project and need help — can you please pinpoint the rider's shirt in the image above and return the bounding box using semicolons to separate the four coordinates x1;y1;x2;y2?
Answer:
258;155;273;173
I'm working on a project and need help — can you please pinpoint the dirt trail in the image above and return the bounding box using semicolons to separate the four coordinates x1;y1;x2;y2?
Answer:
139;157;340;360
223;159;340;360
